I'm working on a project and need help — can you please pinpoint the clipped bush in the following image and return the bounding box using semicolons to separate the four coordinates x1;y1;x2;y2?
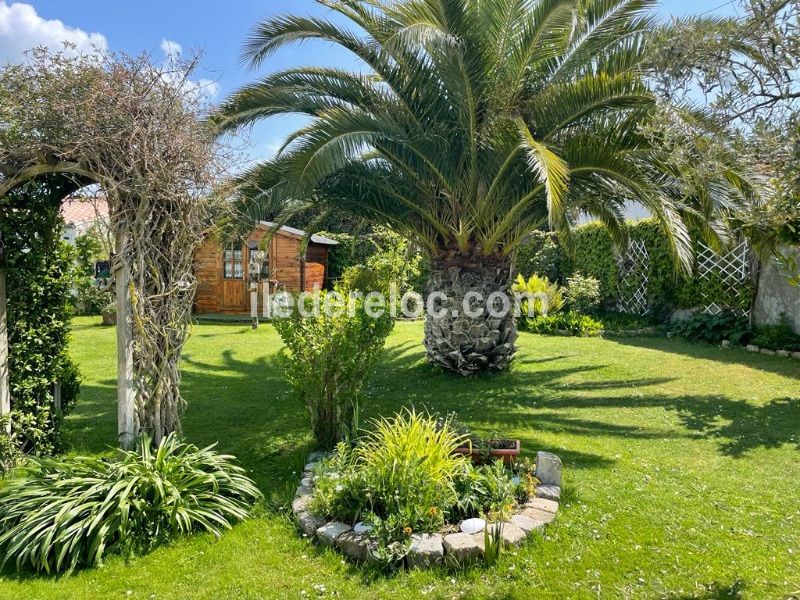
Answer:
565;273;602;314
0;434;261;574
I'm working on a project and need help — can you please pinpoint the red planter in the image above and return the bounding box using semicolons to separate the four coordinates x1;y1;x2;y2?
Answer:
454;439;521;466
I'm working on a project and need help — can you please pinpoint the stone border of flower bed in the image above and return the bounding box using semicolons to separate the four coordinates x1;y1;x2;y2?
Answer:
291;450;563;568
722;339;800;359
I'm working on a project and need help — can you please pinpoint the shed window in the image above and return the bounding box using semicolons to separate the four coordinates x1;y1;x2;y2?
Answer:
223;245;244;279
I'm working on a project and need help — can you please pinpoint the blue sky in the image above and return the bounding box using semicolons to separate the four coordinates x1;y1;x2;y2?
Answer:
1;0;738;162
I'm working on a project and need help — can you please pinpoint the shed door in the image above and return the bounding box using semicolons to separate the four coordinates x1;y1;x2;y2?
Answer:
221;244;246;311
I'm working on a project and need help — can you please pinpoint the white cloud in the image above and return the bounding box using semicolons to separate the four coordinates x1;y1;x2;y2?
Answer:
0;1;107;65
160;38;182;61
158;38;219;100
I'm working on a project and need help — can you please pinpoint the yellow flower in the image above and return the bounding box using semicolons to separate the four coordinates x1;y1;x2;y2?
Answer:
403;526;413;535
428;506;438;515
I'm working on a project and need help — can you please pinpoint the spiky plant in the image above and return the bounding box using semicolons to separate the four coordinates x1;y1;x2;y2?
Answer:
214;0;750;374
0;434;261;574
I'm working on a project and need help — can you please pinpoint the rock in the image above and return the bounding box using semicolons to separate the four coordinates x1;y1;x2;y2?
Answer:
522;507;557;525
535;451;562;486
407;533;444;568
721;340;731;348
496;522;527;546
307;451;327;462
300;477;313;488
760;348;776;356
511;513;547;534
536;484;561;502
336;531;371;561
292;494;311;515
304;462;317;472
793;352;800;360
443;532;484;563
525;498;559;513
316;521;351;546
460;518;486;534
296;511;327;537
295;485;312;498
746;344;759;352
353;522;373;534
776;349;790;358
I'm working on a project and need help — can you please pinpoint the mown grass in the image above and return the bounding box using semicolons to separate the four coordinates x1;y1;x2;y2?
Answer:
1;317;798;599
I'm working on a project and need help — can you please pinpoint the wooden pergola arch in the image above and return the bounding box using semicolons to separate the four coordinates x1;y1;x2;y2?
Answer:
0;49;218;450
0;162;136;448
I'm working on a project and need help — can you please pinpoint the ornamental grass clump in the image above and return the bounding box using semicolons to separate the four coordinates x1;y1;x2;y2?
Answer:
0;434;261;574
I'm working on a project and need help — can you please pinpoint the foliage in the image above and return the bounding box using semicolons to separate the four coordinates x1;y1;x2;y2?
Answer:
0;433;261;574
0;177;81;462
216;0;751;282
511;273;564;318
514;232;563;282
524;312;604;336
310;411;525;564
0;47;226;443
594;310;656;332
669;311;751;346
273;274;395;448
71;228;112;316
751;322;800;351
483;523;504;567
453;460;518;520
337;236;422;300
564;274;602;315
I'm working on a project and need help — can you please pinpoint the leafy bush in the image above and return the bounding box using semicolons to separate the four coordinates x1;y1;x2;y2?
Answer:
514;231;563;282
70;228;111;316
669;311;751;345
1;179;81;461
565;273;601;314
309;411;525;565
454;460;517;519
0;434;261;574
274;261;396;447
511;273;564;317
751;322;800;351
525;311;604;336
595;311;656;332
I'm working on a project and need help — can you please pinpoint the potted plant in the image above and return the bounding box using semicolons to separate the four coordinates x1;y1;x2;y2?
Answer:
101;300;116;326
437;414;521;465
454;437;521;466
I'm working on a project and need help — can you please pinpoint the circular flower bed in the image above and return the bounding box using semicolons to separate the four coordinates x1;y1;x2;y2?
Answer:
290;411;562;569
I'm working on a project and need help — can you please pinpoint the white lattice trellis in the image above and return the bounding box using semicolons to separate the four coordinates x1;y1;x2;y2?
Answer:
696;240;752;318
616;240;649;315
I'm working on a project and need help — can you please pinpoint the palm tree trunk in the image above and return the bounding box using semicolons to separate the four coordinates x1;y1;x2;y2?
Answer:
424;250;517;375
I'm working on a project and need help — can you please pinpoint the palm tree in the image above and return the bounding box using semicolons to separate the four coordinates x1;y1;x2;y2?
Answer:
214;0;749;375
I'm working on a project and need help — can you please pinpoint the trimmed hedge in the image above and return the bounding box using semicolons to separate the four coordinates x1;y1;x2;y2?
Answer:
513;219;751;319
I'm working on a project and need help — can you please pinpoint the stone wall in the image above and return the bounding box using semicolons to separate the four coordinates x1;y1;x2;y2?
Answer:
753;245;800;334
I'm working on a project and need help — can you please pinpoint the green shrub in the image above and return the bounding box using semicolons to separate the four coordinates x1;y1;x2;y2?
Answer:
565;273;602;314
751;322;800;351
669;311;751;345
454;460;517;519
0;434;261;574
511;273;564;318
514;231;563;282
273;262;396;448
525;311;604;336
1;180;81;460
594;311;656;332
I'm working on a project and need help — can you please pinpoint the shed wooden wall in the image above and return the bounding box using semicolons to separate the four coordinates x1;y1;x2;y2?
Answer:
193;227;330;314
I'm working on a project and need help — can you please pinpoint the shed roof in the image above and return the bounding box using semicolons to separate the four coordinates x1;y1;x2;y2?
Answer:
258;221;339;245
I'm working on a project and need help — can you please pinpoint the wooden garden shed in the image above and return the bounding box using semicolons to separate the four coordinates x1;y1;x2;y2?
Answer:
193;221;338;314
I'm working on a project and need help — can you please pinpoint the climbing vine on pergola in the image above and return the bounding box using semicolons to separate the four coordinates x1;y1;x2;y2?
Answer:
0;48;222;448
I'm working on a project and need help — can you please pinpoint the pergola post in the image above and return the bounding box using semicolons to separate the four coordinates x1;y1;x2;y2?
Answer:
0;268;10;435
115;233;135;450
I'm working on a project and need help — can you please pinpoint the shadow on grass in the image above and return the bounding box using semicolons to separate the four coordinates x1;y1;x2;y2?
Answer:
666;579;745;599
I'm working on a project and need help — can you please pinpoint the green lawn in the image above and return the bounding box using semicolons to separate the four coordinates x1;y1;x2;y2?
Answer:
2;317;799;599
